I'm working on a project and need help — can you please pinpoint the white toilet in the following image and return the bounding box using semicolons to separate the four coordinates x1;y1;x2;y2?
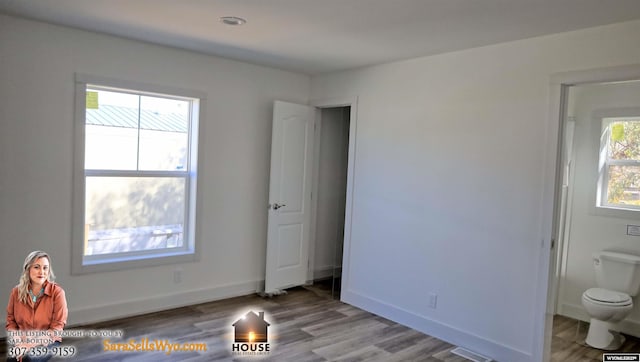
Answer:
581;243;640;350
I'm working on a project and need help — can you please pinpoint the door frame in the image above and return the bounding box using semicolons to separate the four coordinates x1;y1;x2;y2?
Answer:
307;96;358;299
537;64;640;362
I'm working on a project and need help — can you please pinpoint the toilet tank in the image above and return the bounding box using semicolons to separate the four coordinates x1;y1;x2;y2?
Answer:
595;242;640;296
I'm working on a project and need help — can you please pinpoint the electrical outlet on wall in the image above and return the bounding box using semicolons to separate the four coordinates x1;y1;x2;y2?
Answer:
627;225;640;236
428;293;438;309
173;268;183;283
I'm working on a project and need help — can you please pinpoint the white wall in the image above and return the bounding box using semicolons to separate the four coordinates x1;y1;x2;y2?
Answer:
311;20;640;362
0;14;309;334
313;108;350;279
559;81;640;334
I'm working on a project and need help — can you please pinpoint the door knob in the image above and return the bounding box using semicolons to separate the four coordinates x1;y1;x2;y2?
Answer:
272;203;286;210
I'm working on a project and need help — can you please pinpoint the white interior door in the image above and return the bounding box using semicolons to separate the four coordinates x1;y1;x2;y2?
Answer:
264;101;315;294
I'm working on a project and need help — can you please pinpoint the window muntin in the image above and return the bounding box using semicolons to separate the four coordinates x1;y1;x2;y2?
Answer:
74;78;201;272
599;117;640;210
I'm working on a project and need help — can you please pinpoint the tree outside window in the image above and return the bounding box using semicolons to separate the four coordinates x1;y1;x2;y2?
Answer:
600;118;640;209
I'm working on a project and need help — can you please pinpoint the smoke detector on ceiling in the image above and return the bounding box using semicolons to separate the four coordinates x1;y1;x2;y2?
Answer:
220;16;247;26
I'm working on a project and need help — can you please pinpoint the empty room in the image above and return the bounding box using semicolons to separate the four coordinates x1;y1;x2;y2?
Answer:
2;1;640;361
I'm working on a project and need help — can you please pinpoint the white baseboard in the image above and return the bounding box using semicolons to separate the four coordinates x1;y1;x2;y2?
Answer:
342;289;531;362
313;265;341;281
560;302;640;338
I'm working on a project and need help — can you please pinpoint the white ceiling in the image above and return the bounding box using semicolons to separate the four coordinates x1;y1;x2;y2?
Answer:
2;0;640;75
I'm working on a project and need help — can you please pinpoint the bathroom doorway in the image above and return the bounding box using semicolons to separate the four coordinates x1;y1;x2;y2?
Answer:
549;77;640;356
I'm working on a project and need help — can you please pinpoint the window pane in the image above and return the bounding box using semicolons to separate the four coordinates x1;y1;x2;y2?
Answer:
608;120;640;160
85;176;185;256
85;90;140;170
139;96;189;171
85;125;138;170
607;165;640;206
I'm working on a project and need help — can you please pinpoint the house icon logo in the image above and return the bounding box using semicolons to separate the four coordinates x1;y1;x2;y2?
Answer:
231;310;273;356
233;311;270;343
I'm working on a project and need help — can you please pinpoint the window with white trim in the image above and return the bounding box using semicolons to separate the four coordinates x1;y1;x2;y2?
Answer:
598;117;640;211
73;75;202;273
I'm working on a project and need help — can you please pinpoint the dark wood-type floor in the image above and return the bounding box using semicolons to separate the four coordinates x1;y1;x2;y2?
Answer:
1;283;639;361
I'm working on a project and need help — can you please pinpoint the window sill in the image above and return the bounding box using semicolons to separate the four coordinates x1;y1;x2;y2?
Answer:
592;205;640;220
72;250;197;275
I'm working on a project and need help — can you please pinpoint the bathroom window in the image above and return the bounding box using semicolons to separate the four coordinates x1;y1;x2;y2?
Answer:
598;117;640;211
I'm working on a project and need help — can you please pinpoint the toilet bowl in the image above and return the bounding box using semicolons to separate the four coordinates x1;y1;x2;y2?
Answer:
582;288;633;350
581;244;640;351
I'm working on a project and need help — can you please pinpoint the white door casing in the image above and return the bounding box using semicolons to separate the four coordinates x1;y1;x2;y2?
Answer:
538;64;640;362
264;101;315;294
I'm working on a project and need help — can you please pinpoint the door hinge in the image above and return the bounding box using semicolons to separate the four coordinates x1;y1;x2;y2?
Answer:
550;238;556;250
